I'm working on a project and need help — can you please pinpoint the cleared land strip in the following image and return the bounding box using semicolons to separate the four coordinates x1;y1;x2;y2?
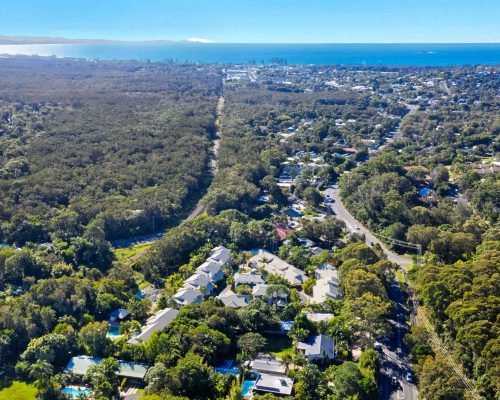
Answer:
125;95;224;262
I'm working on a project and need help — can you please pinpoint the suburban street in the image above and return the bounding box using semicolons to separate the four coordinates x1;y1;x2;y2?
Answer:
378;282;418;400
323;187;418;400
324;187;412;266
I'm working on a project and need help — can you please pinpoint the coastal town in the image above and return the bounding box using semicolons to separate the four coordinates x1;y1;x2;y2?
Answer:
0;57;498;400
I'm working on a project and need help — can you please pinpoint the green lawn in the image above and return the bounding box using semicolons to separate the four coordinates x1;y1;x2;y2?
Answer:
395;269;406;284
114;242;153;261
302;208;318;217
264;336;294;359
0;382;37;400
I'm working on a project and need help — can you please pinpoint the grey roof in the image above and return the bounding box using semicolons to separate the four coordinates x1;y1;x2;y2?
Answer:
196;260;224;281
127;308;179;344
297;334;335;359
173;287;203;305
64;356;149;380
64;355;99;376
310;265;340;303
305;312;335;323
217;287;250;308
252;284;271;297
183;274;214;294
254;373;294;395
109;308;130;320
249;249;306;286
234;273;265;285
219;294;250;308
251;359;286;374
208;245;231;265
119;361;149;379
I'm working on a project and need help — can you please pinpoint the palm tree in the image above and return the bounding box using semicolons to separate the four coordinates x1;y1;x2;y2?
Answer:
281;353;294;372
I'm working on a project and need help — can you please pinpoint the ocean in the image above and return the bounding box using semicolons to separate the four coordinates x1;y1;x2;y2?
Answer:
0;43;498;66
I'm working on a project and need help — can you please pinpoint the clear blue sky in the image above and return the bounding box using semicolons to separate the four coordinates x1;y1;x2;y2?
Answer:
1;0;498;43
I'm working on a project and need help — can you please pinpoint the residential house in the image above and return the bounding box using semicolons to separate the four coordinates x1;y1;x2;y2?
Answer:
234;272;265;287
127;308;179;345
196;260;224;282
173;287;203;306
250;359;287;375
309;264;340;303
249;249;307;287
109;308;130;323
250;359;294;396
252;284;288;307
183;273;215;295
297;237;316;249
253;373;294;396
217;287;250;309
297;334;336;362
209;245;232;265
64;356;149;383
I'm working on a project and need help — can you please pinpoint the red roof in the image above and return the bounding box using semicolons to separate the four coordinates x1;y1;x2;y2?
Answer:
342;147;358;153
275;225;293;241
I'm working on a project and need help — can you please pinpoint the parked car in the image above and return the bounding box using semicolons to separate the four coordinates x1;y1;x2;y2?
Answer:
374;342;383;351
406;372;413;382
391;377;399;387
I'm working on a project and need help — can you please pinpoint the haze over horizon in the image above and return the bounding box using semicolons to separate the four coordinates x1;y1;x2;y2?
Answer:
1;0;499;44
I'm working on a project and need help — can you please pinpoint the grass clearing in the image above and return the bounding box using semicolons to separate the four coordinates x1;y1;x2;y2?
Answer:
0;382;37;400
396;269;406;284
264;336;294;359
302;208;318;217
114;242;153;261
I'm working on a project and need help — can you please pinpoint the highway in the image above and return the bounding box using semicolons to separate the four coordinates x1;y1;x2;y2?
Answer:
323;187;418;400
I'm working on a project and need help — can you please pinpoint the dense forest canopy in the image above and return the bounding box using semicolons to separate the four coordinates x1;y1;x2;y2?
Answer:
0;58;221;245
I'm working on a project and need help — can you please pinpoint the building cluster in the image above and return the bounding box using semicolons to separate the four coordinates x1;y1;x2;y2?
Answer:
66;239;343;398
172;245;231;306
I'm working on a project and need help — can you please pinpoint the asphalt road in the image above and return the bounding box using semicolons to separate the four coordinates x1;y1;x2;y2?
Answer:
323;187;412;266
378;282;418;400
323;187;417;400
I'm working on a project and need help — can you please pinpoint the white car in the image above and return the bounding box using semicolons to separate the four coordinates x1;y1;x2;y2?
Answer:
354;225;360;230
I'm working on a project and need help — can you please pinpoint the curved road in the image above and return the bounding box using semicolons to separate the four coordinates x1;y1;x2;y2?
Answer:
323;187;417;400
324;187;412;266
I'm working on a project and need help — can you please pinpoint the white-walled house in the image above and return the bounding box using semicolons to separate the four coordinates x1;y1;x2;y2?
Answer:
234;272;265;287
173;287;203;306
309;264;340;303
196;260;224;282
127;308;179;344
209;245;232;265
183;273;215;295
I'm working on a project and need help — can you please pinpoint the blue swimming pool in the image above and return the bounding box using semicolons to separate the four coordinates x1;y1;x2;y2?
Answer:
215;367;239;375
61;387;91;398
107;324;121;337
241;380;256;396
